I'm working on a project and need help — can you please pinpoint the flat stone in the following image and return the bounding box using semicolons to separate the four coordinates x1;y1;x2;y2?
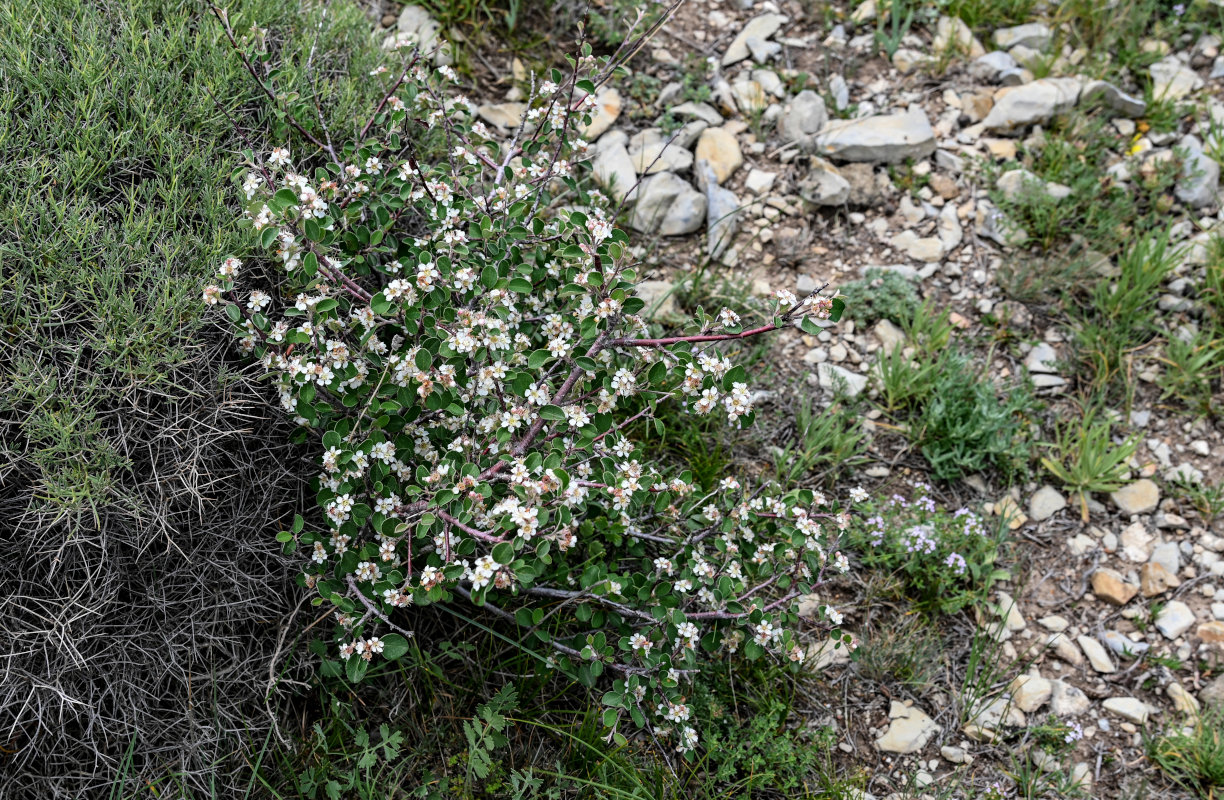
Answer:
937;203;962;251
1151;56;1204;100
1103;697;1151;724
1100;630;1149;657
994;495;1028;530
1155;601;1195;639
892;48;931;73
628;129;694;175
477;102;527;130
1199;621;1224;643
970;51;1018;82
1202;675;1224;709
1029;486;1067;521
998;170;1072;202
744;168;777;195
981;78;1082;133
941;745;971;764
1150;541;1180;574
933;15;978;55
580;88;622;140
874;319;905;353
817;363;868;397
629;172;705;235
1175;135;1221;209
1140;562;1181;597
1168;683;1201;715
1050;680;1091;715
704;165;741;259
1081;80;1147;118
1010;674;1052;712
1077;635;1116;673
994;22;1052;50
995;591;1027;631
722;13;788;66
1120;522;1155;561
694;128;743;186
778;90;828;152
806;636;854;669
798;158;851;205
591;133;639;202
634;281;679;320
730;79;768;114
1091;568;1138;605
813;108;936;164
875;701;941;754
1112;480;1160;515
669;101;724;126
1024;342;1060;374
1048;633;1084;666
891;231;945;262
1038;615;1070;632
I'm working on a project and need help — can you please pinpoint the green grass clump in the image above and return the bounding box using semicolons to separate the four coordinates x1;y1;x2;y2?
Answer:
1041;406;1138;522
1148;707;1224;799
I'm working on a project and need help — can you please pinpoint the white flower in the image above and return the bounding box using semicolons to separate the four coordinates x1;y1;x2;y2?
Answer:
268;146;290;167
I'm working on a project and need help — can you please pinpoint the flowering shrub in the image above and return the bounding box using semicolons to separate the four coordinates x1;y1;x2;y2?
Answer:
205;8;851;755
850;484;1009;614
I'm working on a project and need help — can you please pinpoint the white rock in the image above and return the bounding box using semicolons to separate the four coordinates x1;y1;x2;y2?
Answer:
891;231;945;262
744;168;777;195
629;172;705;235
1024;342;1060;374
1151;56;1204;100
778;90;828;152
1113;480;1160;516
704;165;741;259
477;102;527;131
1175;135;1220;208
1077;635;1116;673
580;88;623;140
1050;680;1091;715
1029;486;1067;521
875;701;941;754
981;78;1082;133
817;363;868;397
591;133;639;202
813;108;936;164
1011;674;1052;712
970;51;1018;82
722;14;788;66
1155;601;1196;639
797;158;851;205
1103;697;1152;724
994;22;1052;50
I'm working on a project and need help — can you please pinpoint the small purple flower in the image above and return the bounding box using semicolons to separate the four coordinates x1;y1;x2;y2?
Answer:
1173;2;1186;15
945;552;967;575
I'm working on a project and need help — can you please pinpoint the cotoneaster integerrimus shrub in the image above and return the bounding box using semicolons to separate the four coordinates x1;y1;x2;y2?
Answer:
205;4;856;756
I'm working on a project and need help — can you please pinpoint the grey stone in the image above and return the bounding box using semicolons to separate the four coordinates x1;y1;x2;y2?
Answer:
1050;680;1091;715
1151;56;1204;100
982;78;1082;133
1103;697;1152;724
669;101;724;126
1175;135;1221;208
704;165;741;259
778;90;829;152
635;281;679;320
817;363;868;397
1100;630;1150;657
1155;600;1196;639
1150;541;1181;575
722;13;788;66
813;107;936;164
969;51;1018;82
1111;479;1160;515
875;701;941;754
1081;80;1147;118
591;133;639;202
829;74;851;110
629;172;706;235
1029;486;1067;521
1200;674;1224;710
1077;635;1116;673
994;22;1052;51
628;129;694;175
798;158;851;205
1024;342;1060;373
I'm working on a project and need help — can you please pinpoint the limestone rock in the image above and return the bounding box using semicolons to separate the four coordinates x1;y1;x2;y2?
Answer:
1202;675;1224;709
798;158;851;205
1155;601;1195;639
891;230;945;262
1050;680;1091;715
1199;621;1224;643
1111;480;1160;515
1077;635;1116;673
1151;56;1204;100
933;16;979;55
981;78;1082;133
580;89;622;140
694;127;743;186
1168;683;1201;715
1081;80;1147;118
628;129;693;175
970;51;1018;82
1091;568;1138;605
994;22;1052;50
1101;630;1149;657
722;13;788;66
778;90;828;152
744;168;777;195
817;363;868;397
1140;562;1181;597
1175;135;1221;208
1010;674;1052;712
876;701;941;754
1029;486;1067;521
477;102;527;131
704;165;741;259
629;172;706;236
813;108;936;164
1103;697;1152;724
591;133;638;202
634;281;679;321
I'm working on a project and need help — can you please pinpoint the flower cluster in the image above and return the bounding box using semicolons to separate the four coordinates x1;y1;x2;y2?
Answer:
207;26;848;756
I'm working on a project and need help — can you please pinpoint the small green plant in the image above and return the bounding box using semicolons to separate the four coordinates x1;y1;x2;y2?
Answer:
1157;331;1224;417
464;684;518;783
838;267;921;327
851;485;1011;614
1170;476;1224;524
1148;707;1224;799
1041;407;1139;522
772;396;868;485
873;0;915;59
854;614;944;690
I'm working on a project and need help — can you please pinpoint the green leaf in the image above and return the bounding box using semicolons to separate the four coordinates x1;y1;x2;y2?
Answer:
314;298;339;313
345;654;368;683
481;264;498;288
371;292;392;315
538;404;565;421
259;226;277;249
381;633;410;660
507;278;533;293
830;297;846;323
224;304;242;323
528;349;551;369
274;187;298;208
492;541;515;565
